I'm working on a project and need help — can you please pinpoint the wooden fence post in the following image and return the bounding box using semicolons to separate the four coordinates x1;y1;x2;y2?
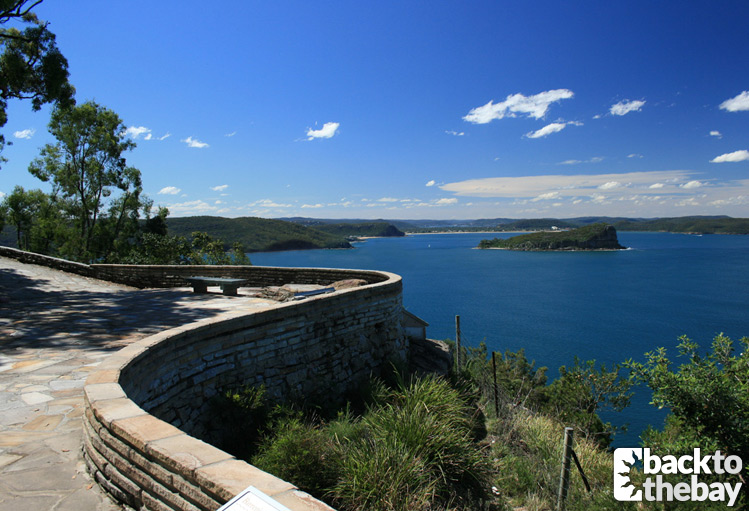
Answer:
556;427;574;511
492;351;499;417
455;315;461;371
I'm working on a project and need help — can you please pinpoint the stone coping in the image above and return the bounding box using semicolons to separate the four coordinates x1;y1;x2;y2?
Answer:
83;268;402;511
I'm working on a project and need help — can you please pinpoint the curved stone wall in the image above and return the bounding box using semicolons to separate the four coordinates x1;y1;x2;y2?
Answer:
83;267;405;511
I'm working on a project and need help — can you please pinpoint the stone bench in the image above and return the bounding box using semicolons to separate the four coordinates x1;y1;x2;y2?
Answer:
185;276;247;296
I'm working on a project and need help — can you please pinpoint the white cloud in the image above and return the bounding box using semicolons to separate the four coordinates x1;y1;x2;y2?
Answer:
610;99;646;116
681;180;704;189
426;180;436;187
166;200;219;215
599;181;624;190
302;203;324;209
710;130;722;138
125;126;152;139
249;199;293;208
182;136;209;148
531;191;560;202
435;198;458;205
0;191;5;199
711;150;749;163
463;89;574;124
306;122;340;140
440;170;698;199
719;91;749;112
628;153;644;159
211;184;229;192
377;197;399;202
13;128;35;139
560;157;603;165
445;130;465;136
649;183;665;189
525;122;567;139
158;132;171;141
158;186;181;195
225;131;237;137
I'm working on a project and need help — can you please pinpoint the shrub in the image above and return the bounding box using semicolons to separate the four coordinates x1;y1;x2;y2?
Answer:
331;376;495;510
205;385;272;461
490;407;627;511
252;417;339;499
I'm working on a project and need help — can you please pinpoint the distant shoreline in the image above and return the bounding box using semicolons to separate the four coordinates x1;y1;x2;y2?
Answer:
405;230;530;235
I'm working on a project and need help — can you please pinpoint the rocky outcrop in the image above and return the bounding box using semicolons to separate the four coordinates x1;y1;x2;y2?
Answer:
479;223;626;251
409;338;453;376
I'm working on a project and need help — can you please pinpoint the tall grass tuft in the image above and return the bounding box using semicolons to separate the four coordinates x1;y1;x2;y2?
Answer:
331;375;494;510
490;407;624;510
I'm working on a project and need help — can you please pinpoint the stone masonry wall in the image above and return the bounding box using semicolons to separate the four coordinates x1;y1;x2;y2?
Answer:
0;245;388;288
82;266;405;511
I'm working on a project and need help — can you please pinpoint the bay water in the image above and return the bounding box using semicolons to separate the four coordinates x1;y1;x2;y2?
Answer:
252;231;749;446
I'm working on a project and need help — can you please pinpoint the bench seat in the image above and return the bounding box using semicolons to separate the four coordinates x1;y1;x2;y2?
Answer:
185;276;247;296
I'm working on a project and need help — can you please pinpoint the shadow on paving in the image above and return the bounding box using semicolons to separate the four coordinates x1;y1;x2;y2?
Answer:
0;266;247;353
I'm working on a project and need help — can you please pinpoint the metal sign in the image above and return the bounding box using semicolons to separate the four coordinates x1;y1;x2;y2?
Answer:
217;486;292;511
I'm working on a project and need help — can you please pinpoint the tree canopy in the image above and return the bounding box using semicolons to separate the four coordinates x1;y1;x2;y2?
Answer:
28;101;142;261
0;0;74;162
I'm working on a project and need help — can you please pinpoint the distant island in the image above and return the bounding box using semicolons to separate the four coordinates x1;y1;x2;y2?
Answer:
478;223;626;251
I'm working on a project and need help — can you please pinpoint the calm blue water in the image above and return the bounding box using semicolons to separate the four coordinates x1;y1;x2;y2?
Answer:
252;232;749;446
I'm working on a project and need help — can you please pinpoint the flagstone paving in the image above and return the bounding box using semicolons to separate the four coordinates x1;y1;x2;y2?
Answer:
0;257;277;511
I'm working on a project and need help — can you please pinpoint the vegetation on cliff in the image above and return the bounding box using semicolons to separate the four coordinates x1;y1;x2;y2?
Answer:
612;216;749;234
209;331;749;510
165;216;352;252
312;221;405;239
478;223;625;251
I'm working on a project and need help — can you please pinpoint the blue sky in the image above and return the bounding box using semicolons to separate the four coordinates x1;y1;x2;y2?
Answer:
1;1;748;219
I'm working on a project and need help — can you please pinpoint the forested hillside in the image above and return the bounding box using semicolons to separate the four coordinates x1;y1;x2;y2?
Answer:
165;216;351;252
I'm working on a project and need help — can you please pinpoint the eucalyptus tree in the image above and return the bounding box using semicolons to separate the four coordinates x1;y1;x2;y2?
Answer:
0;0;74;162
28;101;143;261
0;184;60;252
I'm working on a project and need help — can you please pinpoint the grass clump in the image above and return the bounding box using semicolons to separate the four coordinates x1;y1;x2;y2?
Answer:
247;375;497;510
490;408;623;510
331;376;494;510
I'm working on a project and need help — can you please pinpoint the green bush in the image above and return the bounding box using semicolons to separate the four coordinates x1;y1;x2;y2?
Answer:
331;376;495;510
205;385;272;461
491;408;628;511
252;417;339;499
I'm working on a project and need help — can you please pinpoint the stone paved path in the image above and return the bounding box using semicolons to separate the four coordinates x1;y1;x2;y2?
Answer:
0;257;275;511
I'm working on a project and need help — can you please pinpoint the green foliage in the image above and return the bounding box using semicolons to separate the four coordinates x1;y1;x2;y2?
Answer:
326;376;493;510
0;185;63;253
252;417;340;499
120;231;251;266
206;385;274;461
545;358;631;447
1;185;47;249
490;408;628;511
454;344;629;447
492;348;549;409
626;333;749;491
613;216;749;235
246;376;496;511
28;101;144;262
313;222;405;238
165;215;351;252
0;0;75;163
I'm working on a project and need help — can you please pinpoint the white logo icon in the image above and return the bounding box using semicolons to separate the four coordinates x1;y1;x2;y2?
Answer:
613;448;643;501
